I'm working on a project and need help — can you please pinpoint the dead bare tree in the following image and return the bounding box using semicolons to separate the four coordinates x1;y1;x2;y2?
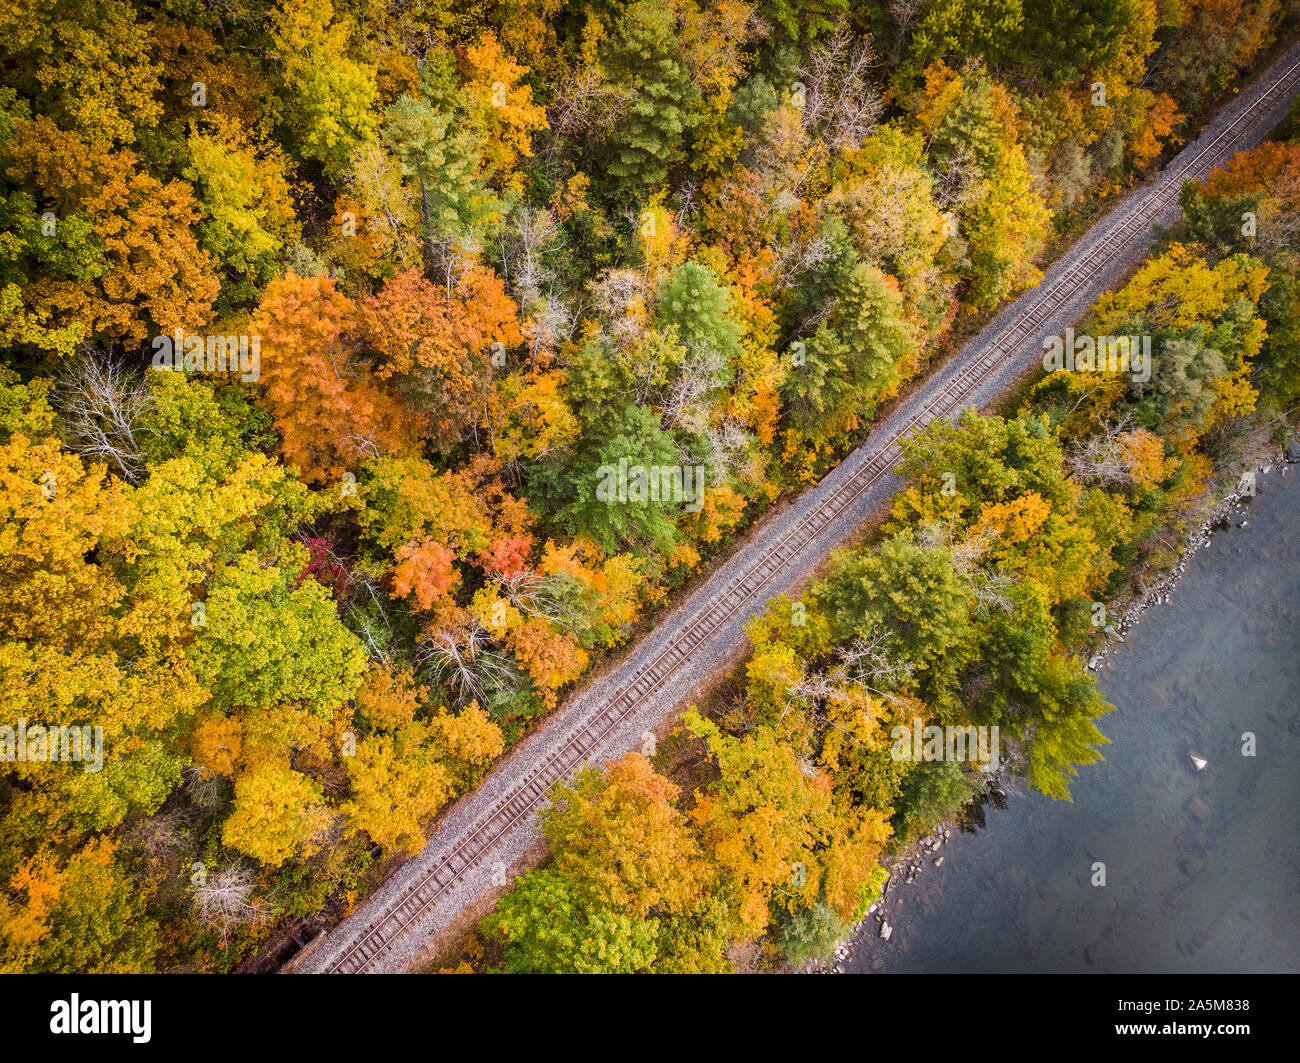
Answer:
499;203;562;307
548;68;635;143
790;668;860;708
768;229;838;297
488;568;563;625
933;139;982;210
417;616;518;706
681;417;753;487
839;629;916;695
887;0;926;64
588;267;649;349
799;29;884;154
967;569;1019;613
193;863;278;945
660;346;729;434
345;431;382;461
428;236;481;299
780;629;916;749
916;521;993;573
916;521;1018;613
674;181;699;235
1064;414;1143;486
522;295;577;369
182;765;226;810
50;347;154;482
784;629;915;721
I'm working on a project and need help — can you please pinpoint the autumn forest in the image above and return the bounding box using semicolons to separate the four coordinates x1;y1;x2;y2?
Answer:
2;0;1300;974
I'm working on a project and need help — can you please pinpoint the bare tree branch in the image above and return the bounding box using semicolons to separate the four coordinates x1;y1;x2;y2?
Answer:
50;347;154;482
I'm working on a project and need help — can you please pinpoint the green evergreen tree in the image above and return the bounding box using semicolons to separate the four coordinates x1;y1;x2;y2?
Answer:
600;1;701;189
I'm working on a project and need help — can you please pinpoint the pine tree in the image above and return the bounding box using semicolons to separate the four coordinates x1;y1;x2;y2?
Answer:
600;2;701;189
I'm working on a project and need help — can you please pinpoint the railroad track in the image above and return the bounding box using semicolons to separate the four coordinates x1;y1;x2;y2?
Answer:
307;43;1300;974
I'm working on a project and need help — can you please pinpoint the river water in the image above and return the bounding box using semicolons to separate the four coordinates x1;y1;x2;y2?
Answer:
846;465;1300;973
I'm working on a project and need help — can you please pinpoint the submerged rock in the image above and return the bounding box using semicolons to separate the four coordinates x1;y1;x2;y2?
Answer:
1183;795;1210;823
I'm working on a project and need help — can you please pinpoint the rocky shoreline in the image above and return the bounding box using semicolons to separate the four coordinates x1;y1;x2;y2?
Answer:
1087;444;1297;673
828;817;975;971
819;439;1300;975
822;773;1017;973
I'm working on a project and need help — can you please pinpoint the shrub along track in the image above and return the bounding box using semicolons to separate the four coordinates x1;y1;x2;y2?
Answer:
296;43;1300;974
